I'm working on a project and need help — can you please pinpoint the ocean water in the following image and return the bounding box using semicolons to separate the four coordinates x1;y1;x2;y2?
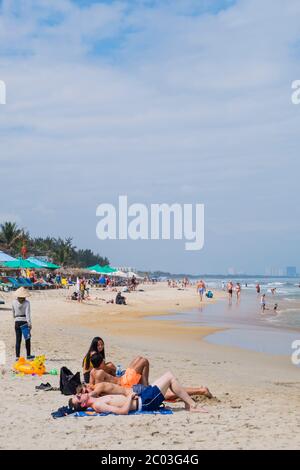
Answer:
154;277;300;356
203;277;300;329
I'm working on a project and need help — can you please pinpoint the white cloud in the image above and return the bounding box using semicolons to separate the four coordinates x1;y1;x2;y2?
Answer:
0;0;300;272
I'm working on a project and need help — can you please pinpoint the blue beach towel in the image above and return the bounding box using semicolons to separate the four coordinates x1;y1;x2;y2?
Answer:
51;406;173;418
71;407;173;417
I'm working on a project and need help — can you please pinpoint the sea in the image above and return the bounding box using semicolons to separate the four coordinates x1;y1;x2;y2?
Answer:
154;277;300;359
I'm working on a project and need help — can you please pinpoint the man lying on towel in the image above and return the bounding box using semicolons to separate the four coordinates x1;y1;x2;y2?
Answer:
69;371;210;414
88;353;149;388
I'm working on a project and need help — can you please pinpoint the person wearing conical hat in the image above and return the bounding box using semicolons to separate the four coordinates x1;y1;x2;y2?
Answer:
12;287;34;361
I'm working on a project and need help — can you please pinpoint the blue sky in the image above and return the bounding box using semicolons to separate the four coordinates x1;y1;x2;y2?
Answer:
0;0;300;274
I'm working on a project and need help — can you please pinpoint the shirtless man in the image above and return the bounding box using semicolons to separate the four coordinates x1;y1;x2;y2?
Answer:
78;377;212;401
89;353;149;388
197;280;206;302
70;371;209;415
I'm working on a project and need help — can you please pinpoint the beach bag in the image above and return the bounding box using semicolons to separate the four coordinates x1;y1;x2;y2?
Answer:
59;367;81;396
206;290;213;299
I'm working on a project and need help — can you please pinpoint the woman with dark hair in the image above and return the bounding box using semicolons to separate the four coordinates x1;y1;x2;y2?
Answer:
82;337;116;383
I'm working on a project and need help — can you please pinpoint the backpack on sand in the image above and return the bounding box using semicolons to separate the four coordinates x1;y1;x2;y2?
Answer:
59;366;81;396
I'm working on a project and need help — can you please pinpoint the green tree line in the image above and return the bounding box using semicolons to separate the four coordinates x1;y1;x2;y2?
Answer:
0;222;109;267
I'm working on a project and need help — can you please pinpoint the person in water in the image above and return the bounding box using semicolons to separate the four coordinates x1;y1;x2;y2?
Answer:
69;371;208;415
261;294;266;312
82;337;116;383
235;282;241;301
256;283;261;294
89;353;150;388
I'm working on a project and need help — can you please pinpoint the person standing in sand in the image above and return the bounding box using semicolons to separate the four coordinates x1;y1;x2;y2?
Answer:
12;287;34;360
197;280;206;302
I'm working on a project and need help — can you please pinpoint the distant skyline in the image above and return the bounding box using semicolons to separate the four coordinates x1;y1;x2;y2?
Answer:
1;0;300;274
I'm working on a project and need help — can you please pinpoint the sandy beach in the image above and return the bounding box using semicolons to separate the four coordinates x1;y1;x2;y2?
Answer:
0;283;300;450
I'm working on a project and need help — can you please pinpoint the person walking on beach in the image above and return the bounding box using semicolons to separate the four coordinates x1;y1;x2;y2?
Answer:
256;283;261;294
12;287;34;360
260;294;266;312
79;279;86;301
227;281;233;303
197;280;206;302
236;282;241;301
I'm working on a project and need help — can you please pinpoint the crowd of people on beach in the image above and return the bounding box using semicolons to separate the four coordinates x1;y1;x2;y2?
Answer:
68;336;212;415
10;284;213;416
222;280;279;313
167;277;190;289
9;276;284;416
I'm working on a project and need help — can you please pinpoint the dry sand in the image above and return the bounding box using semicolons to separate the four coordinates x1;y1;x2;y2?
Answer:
0;283;299;450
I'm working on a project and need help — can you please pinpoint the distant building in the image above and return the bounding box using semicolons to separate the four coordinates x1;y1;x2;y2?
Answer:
286;266;297;277
265;267;285;277
116;266;136;273
227;267;236;276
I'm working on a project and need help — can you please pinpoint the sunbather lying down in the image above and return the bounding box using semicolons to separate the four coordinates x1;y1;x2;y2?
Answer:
80;376;212;401
88;354;212;399
69;371;211;415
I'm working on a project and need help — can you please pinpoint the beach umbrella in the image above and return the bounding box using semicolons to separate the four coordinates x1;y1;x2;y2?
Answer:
102;265;117;273
86;264;117;273
0;250;17;263
2;258;41;269
110;270;128;278
26;257;60;269
86;264;102;271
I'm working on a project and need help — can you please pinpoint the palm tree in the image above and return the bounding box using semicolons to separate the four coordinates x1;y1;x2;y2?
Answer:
0;222;25;253
54;237;76;266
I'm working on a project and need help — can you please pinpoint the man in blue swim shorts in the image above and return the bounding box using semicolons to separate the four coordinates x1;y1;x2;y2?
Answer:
70;371;209;414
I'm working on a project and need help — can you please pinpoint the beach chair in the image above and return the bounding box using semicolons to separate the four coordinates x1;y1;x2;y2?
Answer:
0;276;13;292
17;277;34;290
7;277;23;289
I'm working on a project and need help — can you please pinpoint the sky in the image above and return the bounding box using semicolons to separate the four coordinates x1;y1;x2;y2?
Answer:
0;0;300;274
